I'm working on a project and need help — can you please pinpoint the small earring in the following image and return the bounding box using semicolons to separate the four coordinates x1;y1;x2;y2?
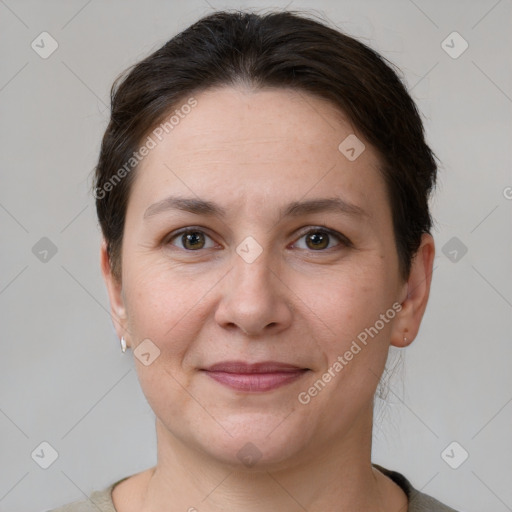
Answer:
120;337;127;353
403;336;408;343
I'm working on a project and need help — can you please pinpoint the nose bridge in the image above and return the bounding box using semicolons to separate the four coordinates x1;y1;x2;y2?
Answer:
231;234;277;301
214;235;291;335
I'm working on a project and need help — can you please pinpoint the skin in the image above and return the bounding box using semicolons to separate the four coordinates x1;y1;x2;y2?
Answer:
101;86;435;512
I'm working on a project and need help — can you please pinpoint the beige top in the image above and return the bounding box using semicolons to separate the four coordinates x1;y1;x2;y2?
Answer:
47;464;459;511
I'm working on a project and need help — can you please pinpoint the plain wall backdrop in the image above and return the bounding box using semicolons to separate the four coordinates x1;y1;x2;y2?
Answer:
1;0;511;511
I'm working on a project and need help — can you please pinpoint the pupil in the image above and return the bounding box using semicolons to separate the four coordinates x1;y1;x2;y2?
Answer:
308;232;328;249
184;232;204;249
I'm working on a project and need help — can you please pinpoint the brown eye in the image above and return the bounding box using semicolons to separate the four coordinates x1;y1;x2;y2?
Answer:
182;231;205;250
168;229;215;251
305;231;330;250
294;228;349;251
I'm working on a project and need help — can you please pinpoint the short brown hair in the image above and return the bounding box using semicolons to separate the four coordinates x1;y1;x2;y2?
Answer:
93;10;437;281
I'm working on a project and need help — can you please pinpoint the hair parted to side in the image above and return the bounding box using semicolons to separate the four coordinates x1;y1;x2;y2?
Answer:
93;9;437;282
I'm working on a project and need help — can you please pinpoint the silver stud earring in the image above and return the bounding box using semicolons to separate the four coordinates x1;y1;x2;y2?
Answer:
120;336;127;353
403;336;408;343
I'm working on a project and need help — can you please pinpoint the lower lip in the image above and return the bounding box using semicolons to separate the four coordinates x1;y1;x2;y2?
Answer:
203;370;308;392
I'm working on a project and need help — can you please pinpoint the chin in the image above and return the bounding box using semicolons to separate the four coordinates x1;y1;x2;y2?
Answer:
194;416;313;471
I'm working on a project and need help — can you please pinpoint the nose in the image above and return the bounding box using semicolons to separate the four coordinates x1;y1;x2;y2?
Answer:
214;249;293;337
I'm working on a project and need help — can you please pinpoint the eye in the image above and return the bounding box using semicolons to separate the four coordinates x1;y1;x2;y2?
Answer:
293;228;350;251
167;229;217;251
165;227;350;252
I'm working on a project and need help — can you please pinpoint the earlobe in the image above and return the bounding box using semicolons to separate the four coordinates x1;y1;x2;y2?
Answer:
390;233;435;348
100;239;128;340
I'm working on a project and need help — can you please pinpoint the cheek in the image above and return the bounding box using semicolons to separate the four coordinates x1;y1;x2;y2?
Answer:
135;358;205;443
297;262;394;346
297;270;395;416
297;264;397;408
124;263;211;420
122;259;208;355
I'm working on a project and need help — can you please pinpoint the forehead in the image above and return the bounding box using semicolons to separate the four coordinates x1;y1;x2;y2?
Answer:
130;86;387;215
148;87;366;162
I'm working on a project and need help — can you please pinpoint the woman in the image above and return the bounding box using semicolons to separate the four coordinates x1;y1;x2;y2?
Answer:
51;9;459;512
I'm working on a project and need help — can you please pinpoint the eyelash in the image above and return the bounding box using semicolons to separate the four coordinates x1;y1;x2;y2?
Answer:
164;226;352;252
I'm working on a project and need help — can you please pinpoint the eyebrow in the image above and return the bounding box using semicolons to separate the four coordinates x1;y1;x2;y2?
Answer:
143;196;367;221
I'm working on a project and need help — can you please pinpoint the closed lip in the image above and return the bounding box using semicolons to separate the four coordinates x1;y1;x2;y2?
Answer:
201;361;309;392
202;361;308;373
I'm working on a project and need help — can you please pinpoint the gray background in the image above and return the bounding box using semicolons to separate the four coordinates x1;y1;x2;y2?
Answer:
1;0;511;511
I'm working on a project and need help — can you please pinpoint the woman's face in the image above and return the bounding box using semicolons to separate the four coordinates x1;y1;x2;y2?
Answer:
102;87;431;469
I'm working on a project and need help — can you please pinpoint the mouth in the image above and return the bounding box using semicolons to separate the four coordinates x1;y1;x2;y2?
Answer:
201;361;310;392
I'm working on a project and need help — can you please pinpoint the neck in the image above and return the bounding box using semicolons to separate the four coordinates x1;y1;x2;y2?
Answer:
135;404;402;512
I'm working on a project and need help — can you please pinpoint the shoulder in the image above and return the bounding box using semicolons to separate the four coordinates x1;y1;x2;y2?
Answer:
373;464;460;512
44;477;128;512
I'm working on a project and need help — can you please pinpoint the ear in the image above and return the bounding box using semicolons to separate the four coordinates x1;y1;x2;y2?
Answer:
390;233;435;348
100;238;129;347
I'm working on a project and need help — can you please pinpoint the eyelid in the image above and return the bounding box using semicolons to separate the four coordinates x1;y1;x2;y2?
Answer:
291;226;352;249
165;226;218;249
165;225;352;251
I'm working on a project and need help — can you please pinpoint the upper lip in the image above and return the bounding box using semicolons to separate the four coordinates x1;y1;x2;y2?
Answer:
202;361;307;373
